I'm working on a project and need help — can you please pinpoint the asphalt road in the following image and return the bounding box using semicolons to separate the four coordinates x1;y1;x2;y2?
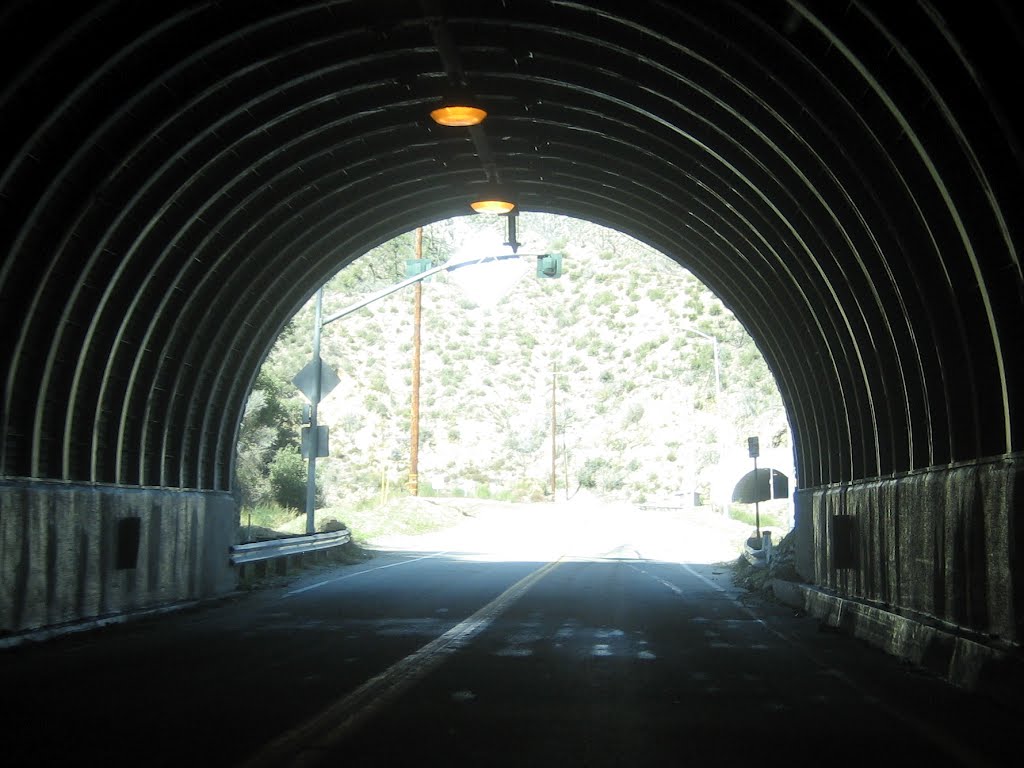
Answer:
2;547;1020;767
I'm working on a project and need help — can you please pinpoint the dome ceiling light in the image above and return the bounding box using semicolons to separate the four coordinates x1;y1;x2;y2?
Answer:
470;197;516;214
470;182;516;214
429;86;487;126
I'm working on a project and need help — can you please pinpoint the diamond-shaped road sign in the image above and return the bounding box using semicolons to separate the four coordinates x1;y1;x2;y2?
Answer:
292;358;340;404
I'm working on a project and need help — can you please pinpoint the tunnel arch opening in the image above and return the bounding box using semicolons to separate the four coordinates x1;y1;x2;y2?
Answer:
1;0;1019;643
235;211;795;552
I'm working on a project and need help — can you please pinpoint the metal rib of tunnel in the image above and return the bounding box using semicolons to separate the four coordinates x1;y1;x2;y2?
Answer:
1;2;1021;641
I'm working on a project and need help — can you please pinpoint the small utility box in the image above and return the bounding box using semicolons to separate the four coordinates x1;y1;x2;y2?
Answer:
301;425;329;459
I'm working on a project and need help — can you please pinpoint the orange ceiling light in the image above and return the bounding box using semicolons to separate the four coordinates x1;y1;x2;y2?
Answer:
429;86;487;126
470;197;516;214
470;183;516;214
430;103;487;127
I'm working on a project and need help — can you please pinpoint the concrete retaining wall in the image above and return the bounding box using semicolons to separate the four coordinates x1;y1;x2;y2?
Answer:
0;480;238;636
770;580;1024;704
793;455;1022;643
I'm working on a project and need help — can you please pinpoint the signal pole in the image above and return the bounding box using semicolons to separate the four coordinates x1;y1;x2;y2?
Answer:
299;245;536;516
305;288;323;534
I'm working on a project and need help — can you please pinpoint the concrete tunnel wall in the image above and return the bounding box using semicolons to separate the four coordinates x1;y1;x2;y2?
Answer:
0;482;236;634
795;459;1023;642
1;2;1022;640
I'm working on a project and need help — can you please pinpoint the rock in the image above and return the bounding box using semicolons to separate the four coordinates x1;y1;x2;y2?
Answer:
731;528;802;593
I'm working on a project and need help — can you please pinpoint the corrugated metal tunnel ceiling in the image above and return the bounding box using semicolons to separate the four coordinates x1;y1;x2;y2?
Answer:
1;1;1022;494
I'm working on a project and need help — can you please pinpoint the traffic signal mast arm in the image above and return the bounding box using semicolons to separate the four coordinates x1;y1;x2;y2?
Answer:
320;252;534;328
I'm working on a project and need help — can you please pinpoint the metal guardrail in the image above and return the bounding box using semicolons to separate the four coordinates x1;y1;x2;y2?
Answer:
229;529;352;565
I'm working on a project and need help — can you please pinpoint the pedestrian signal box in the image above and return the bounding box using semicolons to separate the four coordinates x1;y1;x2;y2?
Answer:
536;253;563;279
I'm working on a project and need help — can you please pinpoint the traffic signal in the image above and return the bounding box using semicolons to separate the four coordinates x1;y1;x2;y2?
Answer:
536;252;563;278
405;258;431;278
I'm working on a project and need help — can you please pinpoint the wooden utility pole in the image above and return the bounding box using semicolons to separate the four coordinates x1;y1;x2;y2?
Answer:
563;426;570;501
408;226;423;496
551;367;557;499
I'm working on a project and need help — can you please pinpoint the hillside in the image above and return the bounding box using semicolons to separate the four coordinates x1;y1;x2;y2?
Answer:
238;213;791;516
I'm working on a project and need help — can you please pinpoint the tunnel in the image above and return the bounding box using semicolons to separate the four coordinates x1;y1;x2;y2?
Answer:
1;1;1021;646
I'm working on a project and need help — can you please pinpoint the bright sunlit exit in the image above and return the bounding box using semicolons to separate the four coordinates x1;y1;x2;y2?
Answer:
238;212;793;567
446;220;532;307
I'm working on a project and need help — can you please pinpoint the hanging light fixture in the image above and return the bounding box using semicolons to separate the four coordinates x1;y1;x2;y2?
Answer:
470;197;515;214
470;182;516;214
431;103;487;127
429;86;487;126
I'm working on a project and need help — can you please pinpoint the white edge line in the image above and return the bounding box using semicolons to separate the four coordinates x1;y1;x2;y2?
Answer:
283;551;450;597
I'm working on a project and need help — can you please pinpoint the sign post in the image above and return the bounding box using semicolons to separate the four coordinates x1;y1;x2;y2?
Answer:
748;436;761;538
293;287;340;534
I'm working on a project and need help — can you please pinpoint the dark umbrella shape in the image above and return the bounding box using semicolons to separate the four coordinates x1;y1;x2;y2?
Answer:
732;468;789;503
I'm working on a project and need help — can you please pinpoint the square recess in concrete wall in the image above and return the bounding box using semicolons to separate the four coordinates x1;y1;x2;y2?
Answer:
115;517;141;570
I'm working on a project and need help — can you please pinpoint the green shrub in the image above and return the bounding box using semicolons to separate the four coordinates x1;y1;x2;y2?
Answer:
364;393;389;416
240;502;301;534
269;448;323;510
728;504;784;528
369;371;389;392
517;331;538;349
556;310;579;328
440;366;465;386
578;457;607;489
623;403;645;426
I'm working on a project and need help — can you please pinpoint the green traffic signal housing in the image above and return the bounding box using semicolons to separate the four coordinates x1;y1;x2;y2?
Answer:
405;258;431;277
536;252;563;278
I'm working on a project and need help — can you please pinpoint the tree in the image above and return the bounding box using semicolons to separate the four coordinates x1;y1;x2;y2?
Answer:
236;369;303;507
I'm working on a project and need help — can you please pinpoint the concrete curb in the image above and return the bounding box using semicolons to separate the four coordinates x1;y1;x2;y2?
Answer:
0;597;221;650
2;546;372;650
768;579;1024;707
